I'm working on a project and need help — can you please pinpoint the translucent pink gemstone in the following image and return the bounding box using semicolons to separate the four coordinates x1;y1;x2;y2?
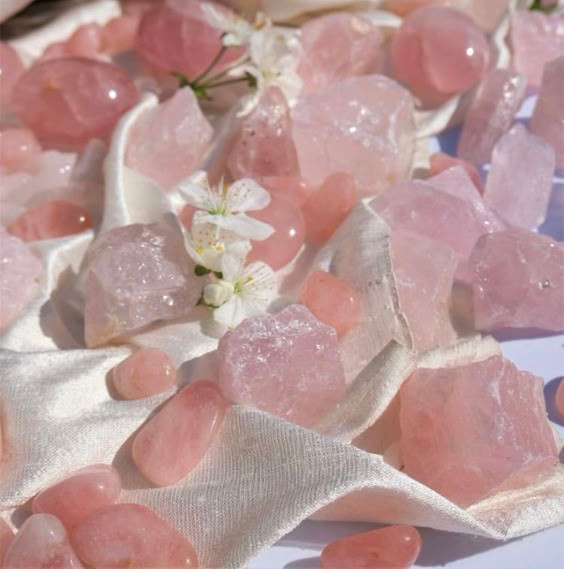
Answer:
429;152;484;194
0;128;41;174
132;381;228;486
32;465;122;529
556;379;564;417
12;58;139;149
218;304;346;427
0;520;15;564
70;503;198;567
300;270;360;337
38;42;68;63
102;16;138;54
260;176;312;207
66;24;103;58
400;355;559;507
112;348;176;399
0;42;24;107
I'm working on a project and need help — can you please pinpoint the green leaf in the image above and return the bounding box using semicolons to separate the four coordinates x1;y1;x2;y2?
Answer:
195;265;211;276
529;0;557;13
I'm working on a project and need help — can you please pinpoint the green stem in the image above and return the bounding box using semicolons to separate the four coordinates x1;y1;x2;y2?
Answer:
202;56;252;86
192;44;228;85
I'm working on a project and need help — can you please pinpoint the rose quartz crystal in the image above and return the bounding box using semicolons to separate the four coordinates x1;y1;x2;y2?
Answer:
4;514;83;568
0;128;41;174
112;348;176;399
132;381;227;486
71;503;198;567
556;379;564;417
485;124;555;229
228;87;299;180
66;24;103;58
0;42;24;107
38;42;67;63
429;152;484;194
32;465;122;529
12;58;139;149
457;69;527;166
400;355;559;507
84;221;201;347
218;304;346;427
470;229;564;332
261;176;312;207
291;75;415;196
102;16;138;54
298;12;385;95
321;525;422;569
300;270;360;337
0;520;14;564
125;87;213;190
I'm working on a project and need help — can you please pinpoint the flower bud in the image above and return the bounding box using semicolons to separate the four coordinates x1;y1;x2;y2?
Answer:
203;280;234;308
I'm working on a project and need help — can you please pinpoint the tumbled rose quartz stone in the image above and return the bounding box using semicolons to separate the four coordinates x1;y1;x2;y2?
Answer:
0;128;41;174
260;176;312;207
218;305;346;427
321;525;422;569
0;42;24;107
112;348;176;399
556;379;564;417
0;520;15;564
102;16;138;54
470;229;564;332
291;75;415;196
429;152;484;194
38;42;67;63
70;503;198;567
12;58;139;149
32;465;122;529
457;69;527;166
132;381;228;486
66;24;103;58
400;355;559;507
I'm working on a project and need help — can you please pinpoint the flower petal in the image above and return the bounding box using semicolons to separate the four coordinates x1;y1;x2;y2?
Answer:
213;296;249;328
226;178;271;212
212;213;274;240
177;178;215;210
241;261;278;306
221;240;251;281
201;2;230;31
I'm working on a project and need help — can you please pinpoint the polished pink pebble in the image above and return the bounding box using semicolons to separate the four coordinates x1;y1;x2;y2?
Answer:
102;16;138;54
0;520;14;564
38;42;68;63
429;152;484;194
132;381;228;486
112;348;176;399
66;24;103;58
321;524;422;569
70;503;198;567
32;464;122;529
0;128;41;174
556;379;564;417
261;176;312;207
0;42;24;107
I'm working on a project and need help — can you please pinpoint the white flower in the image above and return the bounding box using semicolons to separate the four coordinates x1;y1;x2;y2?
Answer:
203;280;235;307
201;2;261;47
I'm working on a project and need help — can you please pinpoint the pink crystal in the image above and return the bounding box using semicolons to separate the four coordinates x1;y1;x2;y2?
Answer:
38;42;67;63
429;152;484;194
12;58;139;150
556;379;564;417
102;16;138;54
0;128;41;174
32;465;122;529
400;355;559;507
457;69;527;166
218;304;346;427
260;176;312;207
70;503;198;567
291;75;415;196
66;24;103;58
0;42;24;107
0;520;14;564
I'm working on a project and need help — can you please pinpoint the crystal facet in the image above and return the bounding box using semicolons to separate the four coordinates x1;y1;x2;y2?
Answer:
0;129;41;174
429;152;484;194
66;24;103;58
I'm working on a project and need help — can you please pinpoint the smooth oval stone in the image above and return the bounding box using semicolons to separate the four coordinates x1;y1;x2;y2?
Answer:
12;58;139;149
102;16;138;54
70;503;198;567
0;128;41;174
260;176;312;207
38;42;67;63
132;381;228;486
112;348;176;399
556;379;564;417
0;42;24;107
429;152;484;194
66;24;103;58
0;520;15;564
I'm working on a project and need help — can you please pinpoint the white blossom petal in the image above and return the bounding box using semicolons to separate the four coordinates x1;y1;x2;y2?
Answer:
201;2;253;47
241;261;277;306
226;178;271;212
177;178;216;211
220;240;250;281
213;213;274;240
213;295;249;328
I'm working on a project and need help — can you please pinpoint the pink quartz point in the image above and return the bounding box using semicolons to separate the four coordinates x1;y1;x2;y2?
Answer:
485;124;555;229
429;152;484;194
112;348;176;399
260;176;312;208
300;270;360;337
218;304;346;427
321;525;422;569
132;381;228;486
32;464;122;529
70;503;198;567
125;87;213;190
102;16;138;54
400;355;559;507
291;75;415;196
470;229;564;332
556;379;564;417
12;58;139;150
0;520;15;564
0;128;41;174
4;514;83;568
457;69;527;166
66;24;103;58
0;42;24;107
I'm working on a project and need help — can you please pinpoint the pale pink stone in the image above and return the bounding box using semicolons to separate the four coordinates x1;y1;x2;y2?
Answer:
0;128;40;173
84;221;201;347
218;304;346;427
457;69;527;166
70;503;198;567
112;348;176;399
125;88;213;190
38;42;68;63
470;229;564;332
0;42;24;107
132;381;228;486
298;12;385;95
292;75;415;196
102;16;138;54
260;176;312;207
556;379;564;417
66;24;103;58
485;124;555;229
400;355;559;507
32;465;122;529
12;58;139;149
429;152;484;194
4;514;83;568
0;520;15;564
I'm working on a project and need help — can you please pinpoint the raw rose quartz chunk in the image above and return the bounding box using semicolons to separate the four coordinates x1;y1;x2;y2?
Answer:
132;381;227;486
112;348;176;399
470;229;564;332
228;87;299;180
300;270;360;337
429;152;484;194
400;355;559;507
556;379;564;416
125;88;213;190
261;176;312;207
4;514;83;568
218;304;346;427
12;58;138;149
457;69;527;166
321;525;422;569
32;465;122;529
485;124;555;229
291;75;415;196
84;221;201;347
70;503;198;567
102;16;138;54
0;42;24;107
0;520;14;564
66;24;103;58
0;129;40;174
